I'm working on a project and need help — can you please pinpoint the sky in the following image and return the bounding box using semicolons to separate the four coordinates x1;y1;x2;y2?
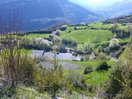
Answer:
69;0;130;10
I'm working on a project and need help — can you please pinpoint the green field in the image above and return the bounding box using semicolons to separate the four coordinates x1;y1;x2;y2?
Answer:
24;22;128;44
89;22;127;30
60;30;113;43
89;22;111;29
24;33;50;39
84;71;109;86
63;60;116;87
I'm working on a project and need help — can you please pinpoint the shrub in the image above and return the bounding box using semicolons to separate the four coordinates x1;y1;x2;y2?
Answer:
62;39;77;47
21;37;53;50
84;66;93;74
109;38;120;50
103;65;123;98
74;26;79;30
60;25;67;31
89;53;96;60
67;72;87;91
0;86;16;97
51;35;61;44
103;46;132;98
20;38;33;49
77;40;93;53
52;30;61;36
40;39;52;51
34;37;43;44
98;46;103;52
80;22;86;26
57;45;67;53
0;47;37;89
111;48;123;58
110;23;118;30
47;34;61;45
34;64;64;97
98;52;108;60
33;37;44;50
96;61;110;71
103;61;132;99
87;85;96;93
19;55;37;85
103;47;111;54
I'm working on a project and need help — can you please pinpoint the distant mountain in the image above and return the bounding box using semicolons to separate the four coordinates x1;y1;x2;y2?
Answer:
0;0;101;31
98;1;132;17
103;15;132;24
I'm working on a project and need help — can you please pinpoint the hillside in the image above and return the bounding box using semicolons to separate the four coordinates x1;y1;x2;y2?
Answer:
0;0;101;31
0;1;132;98
103;15;132;24
0;17;131;98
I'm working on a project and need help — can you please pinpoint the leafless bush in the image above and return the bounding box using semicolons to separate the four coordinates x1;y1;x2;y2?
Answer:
0;9;36;90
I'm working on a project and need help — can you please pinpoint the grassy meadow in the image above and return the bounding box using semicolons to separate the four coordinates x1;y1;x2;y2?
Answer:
1;21;131;98
60;30;113;43
22;22;129;89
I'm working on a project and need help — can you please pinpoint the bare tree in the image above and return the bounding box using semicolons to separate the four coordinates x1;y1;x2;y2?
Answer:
0;8;35;91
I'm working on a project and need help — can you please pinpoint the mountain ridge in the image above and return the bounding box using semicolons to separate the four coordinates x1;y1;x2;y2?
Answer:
0;0;101;31
97;1;132;17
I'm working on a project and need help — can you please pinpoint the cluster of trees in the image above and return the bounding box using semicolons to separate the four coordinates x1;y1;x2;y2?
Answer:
27;30;52;34
26;24;67;36
110;23;130;39
77;40;94;54
21;37;52;51
21;34;61;51
98;22;132;58
62;39;77;48
21;35;78;53
98;38;123;58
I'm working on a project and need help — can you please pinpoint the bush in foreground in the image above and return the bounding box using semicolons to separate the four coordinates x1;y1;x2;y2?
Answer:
66;72;87;91
103;46;132;99
34;64;64;98
84;66;93;74
96;61;110;71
